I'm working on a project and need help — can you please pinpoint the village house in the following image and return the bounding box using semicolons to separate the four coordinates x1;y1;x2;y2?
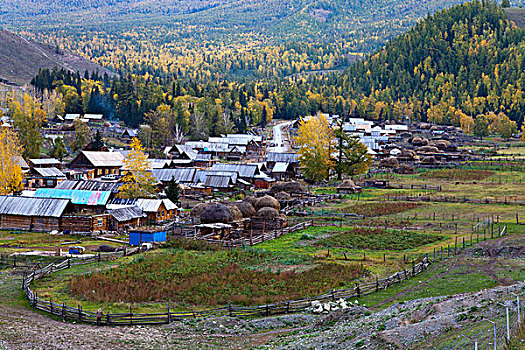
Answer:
107;198;178;224
108;206;146;231
26;167;67;189
68;151;124;179
34;188;112;214
265;152;299;173
0;196;72;232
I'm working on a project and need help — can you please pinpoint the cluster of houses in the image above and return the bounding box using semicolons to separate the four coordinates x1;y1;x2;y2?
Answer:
5;130;303;234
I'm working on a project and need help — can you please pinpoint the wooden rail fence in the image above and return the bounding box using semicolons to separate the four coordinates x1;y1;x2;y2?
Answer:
18;253;432;326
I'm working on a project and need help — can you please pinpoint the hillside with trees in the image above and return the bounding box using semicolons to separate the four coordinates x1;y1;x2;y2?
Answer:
25;1;525;139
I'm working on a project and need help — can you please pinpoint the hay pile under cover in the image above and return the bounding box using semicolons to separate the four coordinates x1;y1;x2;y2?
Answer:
419;146;439;154
255;195;281;211
200;203;234;224
420;156;438;165
411;137;429;146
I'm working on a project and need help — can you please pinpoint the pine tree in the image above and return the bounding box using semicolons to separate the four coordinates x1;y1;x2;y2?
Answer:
165;176;180;206
92;130;104;151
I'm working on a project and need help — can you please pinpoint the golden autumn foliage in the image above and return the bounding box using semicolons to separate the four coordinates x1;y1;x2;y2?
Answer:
0;129;24;195
295;114;335;181
118;138;158;199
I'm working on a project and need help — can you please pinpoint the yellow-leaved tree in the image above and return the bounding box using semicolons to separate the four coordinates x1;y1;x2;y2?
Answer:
294;114;335;181
118;138;158;199
0;129;24;195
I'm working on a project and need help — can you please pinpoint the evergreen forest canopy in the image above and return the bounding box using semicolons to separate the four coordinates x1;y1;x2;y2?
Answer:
27;1;525;135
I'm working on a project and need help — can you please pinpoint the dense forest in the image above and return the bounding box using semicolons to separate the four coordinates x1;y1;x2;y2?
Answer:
29;1;525;138
4;0;491;81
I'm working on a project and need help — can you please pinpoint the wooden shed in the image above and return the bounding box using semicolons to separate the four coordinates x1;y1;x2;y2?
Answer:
0;196;71;232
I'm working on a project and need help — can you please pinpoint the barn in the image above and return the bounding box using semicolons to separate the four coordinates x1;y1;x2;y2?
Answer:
0;196;71;231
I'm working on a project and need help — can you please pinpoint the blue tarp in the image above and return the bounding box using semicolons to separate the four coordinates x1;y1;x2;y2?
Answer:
129;230;167;245
34;188;111;206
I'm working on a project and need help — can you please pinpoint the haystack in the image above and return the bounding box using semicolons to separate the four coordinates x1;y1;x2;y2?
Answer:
399;149;418;160
274;191;292;201
411;136;429;146
419;146;439;154
243;195;257;207
191;202;212;218
256;207;281;220
420;156;438;165
200;203;234;224
420;123;431;130
398;163;416;174
255;195;281;211
434;140;451;151
379;157;399;168
338;179;356;189
269;181;307;195
225;203;243;221
235;201;256;218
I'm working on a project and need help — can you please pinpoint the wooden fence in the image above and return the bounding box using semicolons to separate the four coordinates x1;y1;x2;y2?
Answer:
19;252;432;326
380;194;525;206
173;220;314;247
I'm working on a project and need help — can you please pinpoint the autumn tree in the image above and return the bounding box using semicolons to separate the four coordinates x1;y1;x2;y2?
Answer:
118;138;158;199
0;129;24;195
334;121;373;180
9;94;45;158
51;137;68;161
71;119;91;152
294;114;335;182
473;114;490;139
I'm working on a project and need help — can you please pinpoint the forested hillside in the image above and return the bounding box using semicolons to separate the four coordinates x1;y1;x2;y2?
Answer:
3;0;506;80
27;1;525;134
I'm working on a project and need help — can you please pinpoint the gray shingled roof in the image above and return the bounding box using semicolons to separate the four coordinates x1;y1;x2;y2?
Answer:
266;152;299;163
33;167;66;178
0;196;69;217
109;206;145;222
210;163;259;178
81;151;124;167
152;168;196;183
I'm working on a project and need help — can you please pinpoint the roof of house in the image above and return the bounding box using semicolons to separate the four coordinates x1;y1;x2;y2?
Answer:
15;156;29;169
148;159;172;169
81;151;124;167
0;196;69;217
195;170;238;184
172;145;198;160
34;188;111;206
33;167;66;178
123;129;138;137
64;114;81;120
195;153;212;161
29;158;60;166
56;180;123;193
204;175;234;189
266;152;299;163
136;198;178;212
272;162;290;173
109;206;145;222
84;114;103;120
152;168;196;183
210;163;259;178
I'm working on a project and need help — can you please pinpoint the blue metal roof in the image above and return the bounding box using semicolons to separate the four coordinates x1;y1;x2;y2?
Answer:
34;188;111;206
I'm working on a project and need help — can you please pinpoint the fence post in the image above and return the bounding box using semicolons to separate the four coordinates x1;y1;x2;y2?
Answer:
229;302;233;317
506;306;510;342
167;303;171;323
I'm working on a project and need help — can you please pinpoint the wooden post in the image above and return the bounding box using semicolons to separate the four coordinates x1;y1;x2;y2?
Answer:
78;304;82;322
167;303;171;323
130;306;133;325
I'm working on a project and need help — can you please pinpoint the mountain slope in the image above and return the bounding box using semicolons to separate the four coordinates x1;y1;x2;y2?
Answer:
0;29;114;85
